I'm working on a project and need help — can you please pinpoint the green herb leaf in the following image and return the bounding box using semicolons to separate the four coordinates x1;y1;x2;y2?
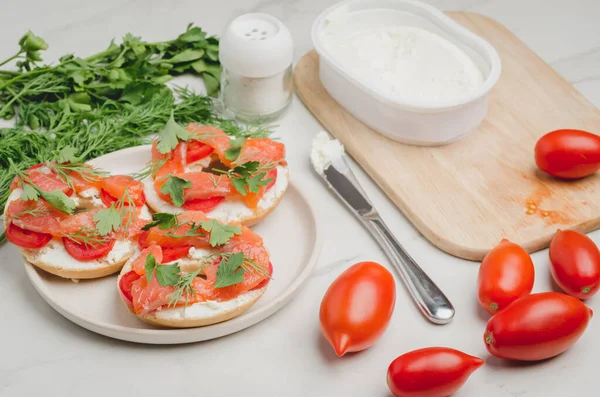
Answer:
145;253;181;286
67;92;92;112
55;146;79;163
178;26;207;43
160;175;191;207
246;172;273;193
206;44;219;62
224;138;245;161
156;263;181;286
200;219;242;247
214;253;245;289
93;205;122;235
142;212;179;231
145;253;158;282
19;31;48;52
40;190;75;214
230;177;247;196
167;49;206;64
202;73;220;96
120;82;167;105
156;111;191;154
20;183;40;201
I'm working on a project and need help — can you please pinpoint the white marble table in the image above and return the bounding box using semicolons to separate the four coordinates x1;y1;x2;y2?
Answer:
1;0;600;395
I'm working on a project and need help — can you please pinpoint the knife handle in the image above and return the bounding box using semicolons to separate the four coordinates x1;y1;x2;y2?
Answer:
364;216;455;324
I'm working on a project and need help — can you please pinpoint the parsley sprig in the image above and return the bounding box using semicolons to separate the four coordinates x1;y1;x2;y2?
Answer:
141;213;241;247
93;187;137;236
165;252;270;308
145;253;181;286
156;112;191;154
8;158;76;215
160;175;191;207
214;161;275;196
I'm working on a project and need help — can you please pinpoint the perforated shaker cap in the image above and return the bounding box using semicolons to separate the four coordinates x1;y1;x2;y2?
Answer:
219;13;294;79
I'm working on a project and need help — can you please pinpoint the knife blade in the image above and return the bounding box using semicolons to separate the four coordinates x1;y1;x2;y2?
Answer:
316;141;455;324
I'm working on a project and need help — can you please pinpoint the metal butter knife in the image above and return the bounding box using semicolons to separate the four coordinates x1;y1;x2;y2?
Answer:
313;136;455;325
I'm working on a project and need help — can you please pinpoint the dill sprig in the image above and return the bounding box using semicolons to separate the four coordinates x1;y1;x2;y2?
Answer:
165;221;205;239
49;162;108;188
167;267;202;308
166;252;269;308
129;157;167;181
62;226;109;248
11;206;50;219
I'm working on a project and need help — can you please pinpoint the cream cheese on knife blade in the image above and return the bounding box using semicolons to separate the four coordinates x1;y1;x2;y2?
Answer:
310;131;346;175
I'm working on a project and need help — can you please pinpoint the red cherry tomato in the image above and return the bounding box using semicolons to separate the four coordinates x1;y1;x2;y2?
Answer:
119;270;141;305
6;223;53;249
535;129;600;179
477;239;534;314
265;168;277;190
182;196;225;212
62;237;116;261
550;229;600;299
386;347;483;397
138;230;150;249
484;292;593;361
186;140;214;164
251;261;273;290
319;261;396;357
161;245;193;263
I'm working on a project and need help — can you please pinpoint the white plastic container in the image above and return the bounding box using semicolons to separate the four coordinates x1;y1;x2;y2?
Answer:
311;0;501;146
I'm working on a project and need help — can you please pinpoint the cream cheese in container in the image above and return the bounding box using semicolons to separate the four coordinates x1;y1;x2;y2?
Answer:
219;13;294;122
312;0;501;146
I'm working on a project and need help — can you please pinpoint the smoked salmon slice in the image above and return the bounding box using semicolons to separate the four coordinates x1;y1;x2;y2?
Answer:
236;138;285;165
238;167;278;209
101;175;146;206
63;164;103;193
6;198;69;236
59;208;102;235
143;211;211;249
10;164;73;196
129;214;271;314
186;123;231;162
130;274;210;315
180;172;231;201
131;245;163;275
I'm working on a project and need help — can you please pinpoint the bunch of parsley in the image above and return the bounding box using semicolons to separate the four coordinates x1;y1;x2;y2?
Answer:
0;25;221;122
0;26;271;223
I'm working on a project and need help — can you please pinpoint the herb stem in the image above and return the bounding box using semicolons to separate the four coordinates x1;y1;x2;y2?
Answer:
0;52;24;68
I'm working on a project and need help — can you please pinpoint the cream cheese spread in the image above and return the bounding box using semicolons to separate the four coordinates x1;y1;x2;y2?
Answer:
321;16;484;103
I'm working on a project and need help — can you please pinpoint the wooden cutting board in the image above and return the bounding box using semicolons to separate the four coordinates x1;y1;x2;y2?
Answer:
294;12;600;261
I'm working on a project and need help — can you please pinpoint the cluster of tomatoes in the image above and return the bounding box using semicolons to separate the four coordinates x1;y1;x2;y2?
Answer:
318;232;598;396
318;261;484;396
317;129;600;396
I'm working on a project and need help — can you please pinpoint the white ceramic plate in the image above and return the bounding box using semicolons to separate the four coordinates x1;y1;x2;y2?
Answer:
23;146;322;344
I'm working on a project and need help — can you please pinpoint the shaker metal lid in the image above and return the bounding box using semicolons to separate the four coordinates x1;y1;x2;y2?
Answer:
219;13;294;78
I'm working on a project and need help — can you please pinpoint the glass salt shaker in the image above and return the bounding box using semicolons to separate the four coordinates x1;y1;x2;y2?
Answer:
219;13;294;123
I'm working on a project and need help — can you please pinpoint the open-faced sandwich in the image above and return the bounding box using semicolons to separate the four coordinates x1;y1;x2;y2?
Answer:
118;210;273;328
4;156;151;280
141;118;288;226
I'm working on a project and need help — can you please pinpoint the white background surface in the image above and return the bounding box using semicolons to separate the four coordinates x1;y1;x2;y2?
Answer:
1;0;600;396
